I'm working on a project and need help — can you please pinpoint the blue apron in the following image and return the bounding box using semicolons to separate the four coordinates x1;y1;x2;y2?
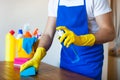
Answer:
56;0;104;80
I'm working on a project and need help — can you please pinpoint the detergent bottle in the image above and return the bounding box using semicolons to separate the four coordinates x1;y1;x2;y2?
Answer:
5;30;16;61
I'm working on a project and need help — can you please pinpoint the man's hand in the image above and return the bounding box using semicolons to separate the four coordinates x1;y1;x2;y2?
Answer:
20;47;46;72
56;26;96;47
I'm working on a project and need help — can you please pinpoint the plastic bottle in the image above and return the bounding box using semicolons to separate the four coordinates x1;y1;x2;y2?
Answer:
33;28;38;37
23;24;32;38
16;29;23;39
37;33;41;39
24;31;32;38
57;30;80;63
5;30;16;61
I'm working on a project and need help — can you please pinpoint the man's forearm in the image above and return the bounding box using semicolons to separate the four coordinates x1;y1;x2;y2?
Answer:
94;12;115;44
93;27;115;44
38;34;53;51
37;17;56;51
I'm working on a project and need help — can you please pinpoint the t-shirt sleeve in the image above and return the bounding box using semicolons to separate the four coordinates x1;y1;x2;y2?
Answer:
48;0;58;17
93;0;111;17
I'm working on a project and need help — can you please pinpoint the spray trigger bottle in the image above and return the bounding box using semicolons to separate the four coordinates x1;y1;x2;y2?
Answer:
57;30;80;63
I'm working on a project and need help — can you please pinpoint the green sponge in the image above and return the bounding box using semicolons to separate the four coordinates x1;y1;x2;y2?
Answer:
20;66;36;76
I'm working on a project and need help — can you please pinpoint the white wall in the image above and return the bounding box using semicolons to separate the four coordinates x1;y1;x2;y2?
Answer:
0;0;108;80
0;0;48;60
0;0;60;68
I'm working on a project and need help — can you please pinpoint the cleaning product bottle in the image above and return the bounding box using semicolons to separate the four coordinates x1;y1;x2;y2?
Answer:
57;30;80;63
16;29;23;39
37;33;41;39
24;31;32;38
5;30;16;61
23;24;32;38
33;28;38;37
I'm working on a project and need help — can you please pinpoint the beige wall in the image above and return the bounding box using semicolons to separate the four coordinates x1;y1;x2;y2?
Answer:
108;0;120;80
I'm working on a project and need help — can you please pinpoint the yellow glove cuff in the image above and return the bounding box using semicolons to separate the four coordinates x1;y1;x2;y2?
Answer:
33;47;46;60
75;34;96;46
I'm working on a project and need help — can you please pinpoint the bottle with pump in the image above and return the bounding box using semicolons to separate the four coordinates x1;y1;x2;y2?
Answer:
5;30;16;61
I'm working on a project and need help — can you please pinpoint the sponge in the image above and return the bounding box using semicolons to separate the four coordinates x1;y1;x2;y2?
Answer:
20;66;36;76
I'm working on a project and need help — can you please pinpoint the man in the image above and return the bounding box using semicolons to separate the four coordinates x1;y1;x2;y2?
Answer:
20;0;115;80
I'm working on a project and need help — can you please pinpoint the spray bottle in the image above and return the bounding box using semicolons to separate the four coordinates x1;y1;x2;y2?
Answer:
5;30;16;61
57;30;80;63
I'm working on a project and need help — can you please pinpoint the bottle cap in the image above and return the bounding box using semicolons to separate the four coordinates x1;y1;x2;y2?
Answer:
18;29;23;34
9;30;15;35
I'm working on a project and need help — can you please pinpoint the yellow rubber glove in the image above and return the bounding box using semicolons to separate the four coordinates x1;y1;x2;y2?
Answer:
56;26;96;47
20;47;46;72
